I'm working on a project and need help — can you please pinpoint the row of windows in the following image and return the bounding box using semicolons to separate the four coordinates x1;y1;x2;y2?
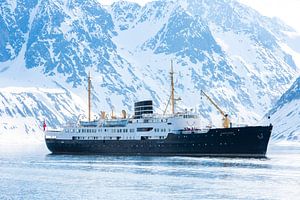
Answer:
154;128;170;132
65;128;169;134
182;115;197;119
142;119;168;123
72;136;166;140
66;128;134;134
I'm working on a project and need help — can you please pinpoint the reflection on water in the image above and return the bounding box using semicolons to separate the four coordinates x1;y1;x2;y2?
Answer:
0;143;300;200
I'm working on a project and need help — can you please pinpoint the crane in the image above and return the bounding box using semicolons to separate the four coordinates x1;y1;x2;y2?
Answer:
201;90;230;128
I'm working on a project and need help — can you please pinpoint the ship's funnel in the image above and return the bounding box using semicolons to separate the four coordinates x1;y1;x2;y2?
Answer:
134;100;153;119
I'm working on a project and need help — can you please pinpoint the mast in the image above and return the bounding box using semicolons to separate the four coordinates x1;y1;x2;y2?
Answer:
163;60;180;115
170;60;175;114
88;72;91;122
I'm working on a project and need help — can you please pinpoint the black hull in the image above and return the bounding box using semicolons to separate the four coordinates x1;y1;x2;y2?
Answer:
45;126;272;158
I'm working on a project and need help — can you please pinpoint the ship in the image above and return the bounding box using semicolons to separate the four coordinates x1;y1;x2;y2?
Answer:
45;62;272;157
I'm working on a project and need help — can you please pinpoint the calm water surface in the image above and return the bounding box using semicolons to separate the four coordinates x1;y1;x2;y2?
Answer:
0;143;300;200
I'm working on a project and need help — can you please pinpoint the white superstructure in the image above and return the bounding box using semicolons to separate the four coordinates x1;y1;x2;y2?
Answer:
46;111;208;140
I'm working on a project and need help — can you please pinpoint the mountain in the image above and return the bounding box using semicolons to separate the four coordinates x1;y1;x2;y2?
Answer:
0;0;299;141
0;86;86;130
265;77;300;141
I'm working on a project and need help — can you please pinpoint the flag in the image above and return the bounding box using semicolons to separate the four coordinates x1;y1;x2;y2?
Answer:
43;120;47;131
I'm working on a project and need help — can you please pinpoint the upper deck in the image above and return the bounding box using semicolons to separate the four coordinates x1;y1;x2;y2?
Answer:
45;112;203;140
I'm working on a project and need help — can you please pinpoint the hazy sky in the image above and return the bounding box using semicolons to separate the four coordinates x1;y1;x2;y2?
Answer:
101;0;300;33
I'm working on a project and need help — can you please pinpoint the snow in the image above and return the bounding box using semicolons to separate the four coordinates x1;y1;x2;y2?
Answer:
0;0;299;141
265;100;300;141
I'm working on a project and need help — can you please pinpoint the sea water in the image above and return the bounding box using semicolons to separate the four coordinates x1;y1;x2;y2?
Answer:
0;142;299;200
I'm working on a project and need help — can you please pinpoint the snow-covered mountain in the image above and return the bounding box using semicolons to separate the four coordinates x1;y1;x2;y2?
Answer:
265;77;300;141
0;0;300;141
0;87;85;133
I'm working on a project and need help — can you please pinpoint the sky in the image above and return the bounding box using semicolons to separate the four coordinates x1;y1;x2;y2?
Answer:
100;0;300;33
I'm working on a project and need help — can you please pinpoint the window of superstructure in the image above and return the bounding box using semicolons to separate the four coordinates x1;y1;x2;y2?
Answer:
137;127;153;132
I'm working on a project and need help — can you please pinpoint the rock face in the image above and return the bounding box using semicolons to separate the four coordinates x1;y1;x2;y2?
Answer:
0;0;299;140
